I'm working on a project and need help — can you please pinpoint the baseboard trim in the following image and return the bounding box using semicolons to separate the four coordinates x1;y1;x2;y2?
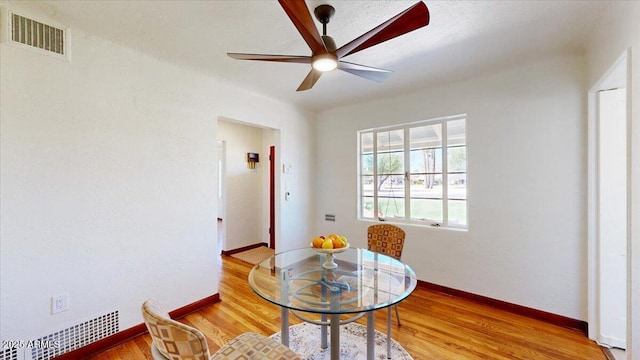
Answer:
52;293;220;360
169;293;220;319
417;280;588;336
221;242;268;256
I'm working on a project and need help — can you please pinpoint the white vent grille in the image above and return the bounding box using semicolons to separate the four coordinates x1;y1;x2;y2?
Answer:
29;311;119;360
10;13;65;55
0;348;19;360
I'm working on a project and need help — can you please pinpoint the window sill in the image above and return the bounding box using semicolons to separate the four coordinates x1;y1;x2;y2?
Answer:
359;218;468;232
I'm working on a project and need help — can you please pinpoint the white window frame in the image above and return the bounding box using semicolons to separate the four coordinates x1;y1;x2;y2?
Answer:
357;114;467;229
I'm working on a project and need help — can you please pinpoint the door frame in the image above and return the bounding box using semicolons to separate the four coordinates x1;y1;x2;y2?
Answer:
270;145;275;249
587;49;631;347
217;140;227;252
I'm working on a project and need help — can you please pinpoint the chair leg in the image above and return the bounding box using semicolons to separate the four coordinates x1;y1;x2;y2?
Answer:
394;304;402;326
387;307;392;359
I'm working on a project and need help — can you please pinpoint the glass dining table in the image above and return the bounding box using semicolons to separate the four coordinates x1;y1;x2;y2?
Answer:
248;246;417;360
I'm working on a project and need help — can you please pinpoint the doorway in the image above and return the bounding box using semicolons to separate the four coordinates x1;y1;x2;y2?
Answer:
217;119;279;252
588;50;629;354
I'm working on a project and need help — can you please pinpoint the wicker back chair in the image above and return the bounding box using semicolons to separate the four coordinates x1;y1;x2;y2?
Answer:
142;299;301;360
367;224;406;325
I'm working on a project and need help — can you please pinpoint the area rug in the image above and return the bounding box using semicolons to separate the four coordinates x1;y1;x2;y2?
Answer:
230;246;274;265
270;322;414;360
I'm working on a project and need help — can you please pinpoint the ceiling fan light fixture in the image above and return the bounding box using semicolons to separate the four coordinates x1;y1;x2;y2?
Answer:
312;53;338;72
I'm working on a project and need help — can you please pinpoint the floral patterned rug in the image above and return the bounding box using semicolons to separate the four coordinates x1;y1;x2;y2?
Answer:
270;322;414;360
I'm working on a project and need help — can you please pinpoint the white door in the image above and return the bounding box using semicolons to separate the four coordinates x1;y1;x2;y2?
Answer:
597;87;627;349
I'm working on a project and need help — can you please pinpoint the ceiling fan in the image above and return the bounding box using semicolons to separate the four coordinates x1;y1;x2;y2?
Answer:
227;0;430;91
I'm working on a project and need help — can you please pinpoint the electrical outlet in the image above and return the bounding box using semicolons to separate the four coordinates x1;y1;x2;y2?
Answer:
52;293;69;314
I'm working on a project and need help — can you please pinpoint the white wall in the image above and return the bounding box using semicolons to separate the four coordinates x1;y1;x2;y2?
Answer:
586;1;640;357
276;110;317;252
316;55;586;320
0;3;316;344
217;120;266;251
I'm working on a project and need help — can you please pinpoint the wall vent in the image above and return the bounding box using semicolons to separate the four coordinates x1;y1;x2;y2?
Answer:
0;348;19;360
30;311;119;360
9;12;65;56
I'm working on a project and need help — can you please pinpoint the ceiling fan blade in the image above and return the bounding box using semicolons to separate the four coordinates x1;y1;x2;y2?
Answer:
227;53;311;64
336;1;429;58
338;61;392;83
297;69;322;91
279;0;327;55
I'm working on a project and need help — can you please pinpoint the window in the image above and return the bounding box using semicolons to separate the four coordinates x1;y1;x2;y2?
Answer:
359;115;467;228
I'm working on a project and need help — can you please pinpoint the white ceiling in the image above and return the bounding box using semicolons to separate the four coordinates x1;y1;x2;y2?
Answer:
10;0;611;112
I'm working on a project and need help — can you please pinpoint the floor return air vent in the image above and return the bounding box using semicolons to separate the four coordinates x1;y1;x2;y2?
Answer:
0;311;119;360
0;348;19;360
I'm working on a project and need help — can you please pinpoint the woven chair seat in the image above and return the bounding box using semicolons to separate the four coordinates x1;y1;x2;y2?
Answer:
212;332;300;360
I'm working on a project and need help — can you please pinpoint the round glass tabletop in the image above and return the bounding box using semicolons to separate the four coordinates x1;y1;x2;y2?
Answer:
248;247;417;315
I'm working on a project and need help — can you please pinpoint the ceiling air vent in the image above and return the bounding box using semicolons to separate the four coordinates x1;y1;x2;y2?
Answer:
10;12;65;56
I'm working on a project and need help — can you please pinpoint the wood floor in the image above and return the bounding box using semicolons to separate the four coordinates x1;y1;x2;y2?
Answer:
89;256;606;360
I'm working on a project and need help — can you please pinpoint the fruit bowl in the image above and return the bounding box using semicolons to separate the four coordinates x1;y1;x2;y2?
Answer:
310;242;350;254
311;243;349;269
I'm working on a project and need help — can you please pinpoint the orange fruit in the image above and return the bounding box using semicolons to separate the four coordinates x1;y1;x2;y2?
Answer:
312;237;324;248
332;237;346;248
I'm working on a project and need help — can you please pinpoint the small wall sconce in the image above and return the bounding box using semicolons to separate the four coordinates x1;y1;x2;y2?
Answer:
247;152;259;169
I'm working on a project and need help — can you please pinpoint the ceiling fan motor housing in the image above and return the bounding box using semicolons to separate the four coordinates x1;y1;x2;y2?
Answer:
321;35;337;52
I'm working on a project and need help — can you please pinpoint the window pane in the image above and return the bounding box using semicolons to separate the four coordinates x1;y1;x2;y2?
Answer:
448;174;466;200
361;153;374;175
361;132;374;153
377;151;404;175
410;124;442;149
447;146;466;172
377;129;404;152
447;119;466;146
448;200;467;226
410;148;442;173
361;196;374;218
410;174;442;198
361;175;374;197
410;199;442;222
378;175;405;198
378;197;405;219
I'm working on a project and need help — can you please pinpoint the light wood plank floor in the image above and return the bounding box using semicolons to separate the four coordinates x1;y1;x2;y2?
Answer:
89;256;606;359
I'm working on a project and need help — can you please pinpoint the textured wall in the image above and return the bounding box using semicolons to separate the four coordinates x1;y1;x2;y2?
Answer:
316;55;587;321
0;5;316;345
